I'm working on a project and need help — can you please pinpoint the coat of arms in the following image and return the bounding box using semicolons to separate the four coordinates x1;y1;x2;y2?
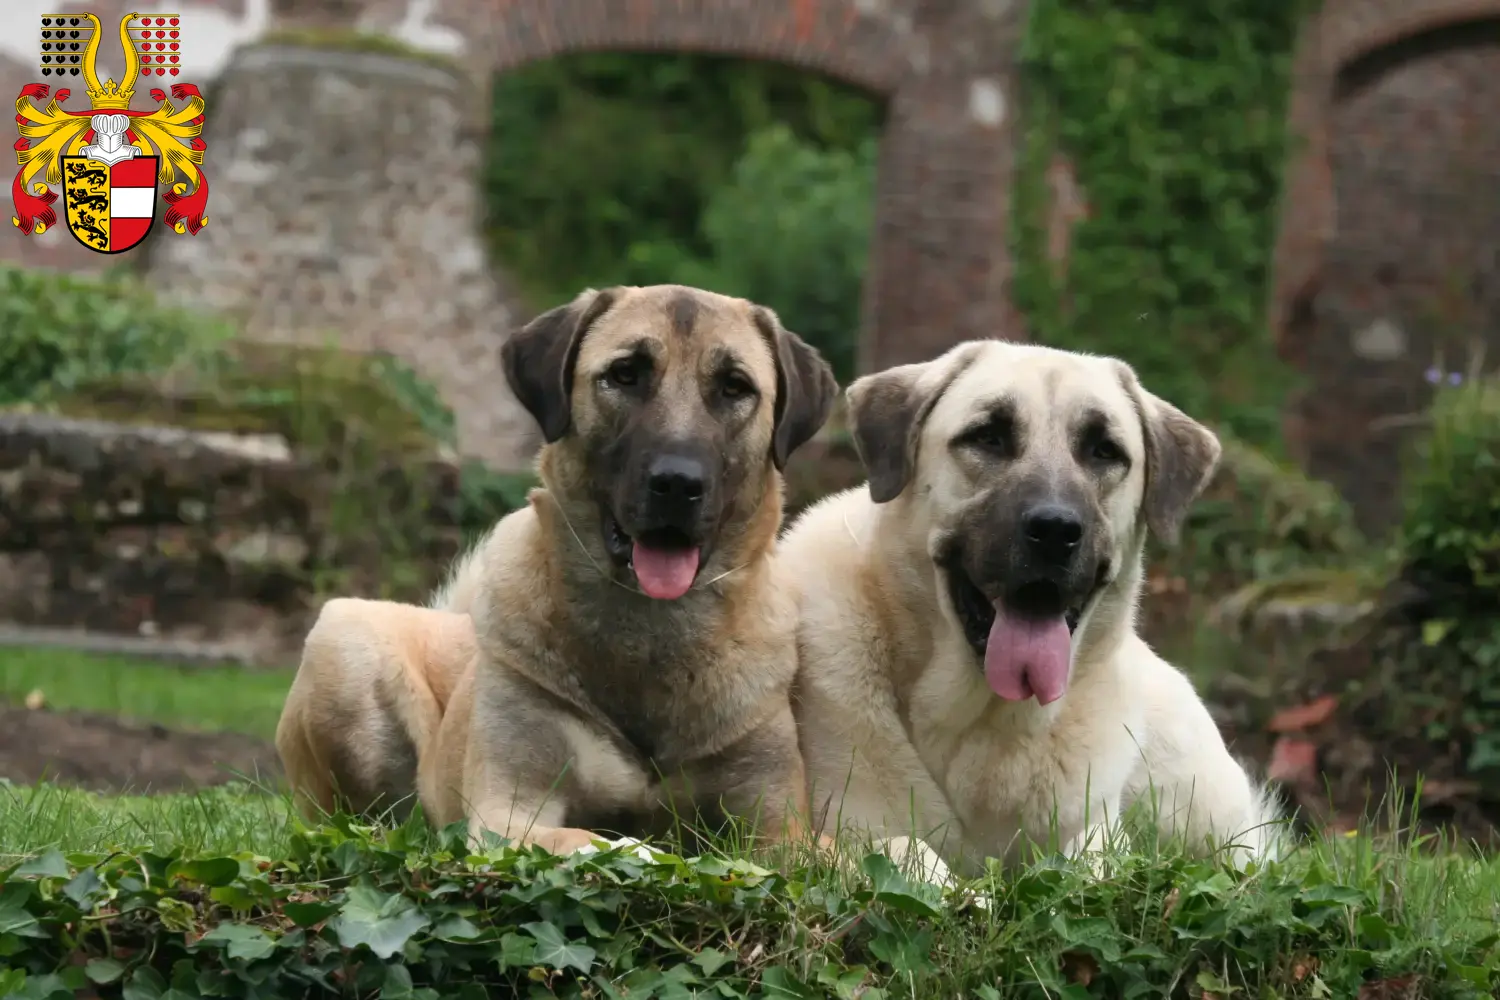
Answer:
11;12;209;254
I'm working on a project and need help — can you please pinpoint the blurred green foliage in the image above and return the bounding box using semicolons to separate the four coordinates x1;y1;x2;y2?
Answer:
1397;375;1500;774
1012;0;1308;448
1402;375;1500;603
660;126;877;380
0;265;232;406
483;53;881;380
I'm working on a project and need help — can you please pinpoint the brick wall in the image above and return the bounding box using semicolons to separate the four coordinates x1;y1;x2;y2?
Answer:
1271;0;1500;532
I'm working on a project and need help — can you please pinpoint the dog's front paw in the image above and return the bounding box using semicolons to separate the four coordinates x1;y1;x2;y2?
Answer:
525;826;606;856
878;835;956;888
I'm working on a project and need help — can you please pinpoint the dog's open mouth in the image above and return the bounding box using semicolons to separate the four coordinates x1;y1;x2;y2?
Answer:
945;562;1108;707
946;570;1091;652
603;511;702;601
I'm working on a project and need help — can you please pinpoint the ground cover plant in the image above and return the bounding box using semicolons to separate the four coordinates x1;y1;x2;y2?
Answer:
0;790;1497;999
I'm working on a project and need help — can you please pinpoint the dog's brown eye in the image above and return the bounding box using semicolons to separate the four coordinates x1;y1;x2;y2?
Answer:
1091;438;1124;464
959;419;1014;457
604;357;646;388
720;373;755;400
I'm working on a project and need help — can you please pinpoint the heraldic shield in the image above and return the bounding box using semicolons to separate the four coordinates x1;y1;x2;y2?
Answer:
60;153;160;254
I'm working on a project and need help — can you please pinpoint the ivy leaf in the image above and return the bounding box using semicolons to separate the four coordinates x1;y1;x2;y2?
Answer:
168;857;241;888
200;922;277;962
155;897;197;935
121;966;168;1000
84;958;127;985
13;851;68;880
522;921;596;973
859;853;943;918
498;931;536;969
693;948;733;977
332;883;431;960
283;901;340;928
61;867;105;909
432;914;482;941
0;891;42;937
868;925;936;979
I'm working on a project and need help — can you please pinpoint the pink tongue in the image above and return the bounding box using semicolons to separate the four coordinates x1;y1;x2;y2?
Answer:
631;542;701;600
983;604;1073;705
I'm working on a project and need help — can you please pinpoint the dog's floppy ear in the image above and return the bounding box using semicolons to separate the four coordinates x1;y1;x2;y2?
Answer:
846;343;982;503
845;362;930;504
1115;361;1222;546
501;287;620;442
752;306;838;470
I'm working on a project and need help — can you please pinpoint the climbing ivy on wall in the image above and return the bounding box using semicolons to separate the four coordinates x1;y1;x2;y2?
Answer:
1012;0;1311;448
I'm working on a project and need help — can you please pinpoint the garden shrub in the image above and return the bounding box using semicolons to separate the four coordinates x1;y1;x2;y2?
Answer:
0;264;231;406
683;125;877;381
1401;375;1500;609
1176;432;1367;587
483;52;881;311
1394;373;1500;775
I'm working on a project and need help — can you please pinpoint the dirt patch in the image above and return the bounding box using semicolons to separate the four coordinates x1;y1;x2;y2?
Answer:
0;704;281;793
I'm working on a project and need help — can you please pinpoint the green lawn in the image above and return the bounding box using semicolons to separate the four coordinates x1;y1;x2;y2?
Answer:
0;645;293;740
1;649;1497;996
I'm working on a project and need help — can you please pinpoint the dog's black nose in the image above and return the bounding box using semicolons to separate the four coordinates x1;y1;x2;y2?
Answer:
647;454;706;506
1022;504;1083;563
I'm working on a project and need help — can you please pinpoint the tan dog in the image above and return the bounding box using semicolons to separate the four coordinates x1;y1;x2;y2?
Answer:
782;340;1282;879
276;285;837;856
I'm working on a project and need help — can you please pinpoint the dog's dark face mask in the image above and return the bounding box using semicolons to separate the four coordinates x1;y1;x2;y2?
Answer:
501;285;836;600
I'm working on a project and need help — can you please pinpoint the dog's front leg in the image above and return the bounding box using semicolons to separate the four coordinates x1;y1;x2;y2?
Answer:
1128;691;1285;866
441;667;606;856
1060;822;1121;879
686;707;834;852
463;749;604;856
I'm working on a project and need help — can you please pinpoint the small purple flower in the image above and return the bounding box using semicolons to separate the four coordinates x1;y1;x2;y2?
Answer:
1448;371;1463;386
1425;367;1443;385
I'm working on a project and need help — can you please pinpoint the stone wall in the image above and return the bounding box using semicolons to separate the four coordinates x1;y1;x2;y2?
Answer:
1271;0;1500;532
0;412;466;665
143;42;542;469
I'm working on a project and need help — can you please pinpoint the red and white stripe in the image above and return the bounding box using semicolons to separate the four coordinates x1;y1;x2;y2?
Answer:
109;158;156;252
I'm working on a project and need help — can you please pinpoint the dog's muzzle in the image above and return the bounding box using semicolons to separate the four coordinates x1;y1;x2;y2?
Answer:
940;500;1111;707
603;450;719;601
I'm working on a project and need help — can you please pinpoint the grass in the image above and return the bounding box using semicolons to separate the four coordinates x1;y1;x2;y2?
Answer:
0;646;292;740
0;781;295;863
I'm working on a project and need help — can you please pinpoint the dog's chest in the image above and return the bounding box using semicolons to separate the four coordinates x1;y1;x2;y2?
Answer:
927;697;1140;861
560;614;785;760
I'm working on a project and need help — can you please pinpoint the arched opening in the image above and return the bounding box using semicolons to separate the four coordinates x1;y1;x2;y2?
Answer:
1292;17;1500;531
480;50;887;383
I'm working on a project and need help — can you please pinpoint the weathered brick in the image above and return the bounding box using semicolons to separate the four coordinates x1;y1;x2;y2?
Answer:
1270;0;1500;531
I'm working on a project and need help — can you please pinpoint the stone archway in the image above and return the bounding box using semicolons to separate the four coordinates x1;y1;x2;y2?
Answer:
1270;1;1500;531
151;0;1029;469
374;0;1032;372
